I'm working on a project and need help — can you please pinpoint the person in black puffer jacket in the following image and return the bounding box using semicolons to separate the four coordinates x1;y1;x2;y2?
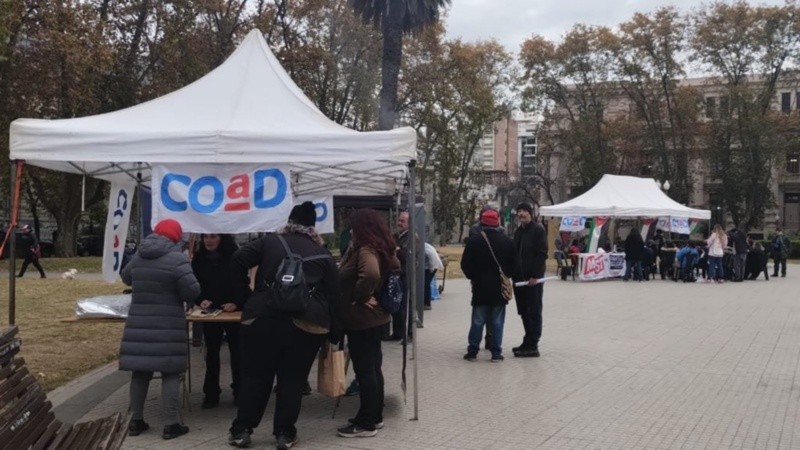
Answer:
228;202;342;449
191;234;240;409
120;219;200;440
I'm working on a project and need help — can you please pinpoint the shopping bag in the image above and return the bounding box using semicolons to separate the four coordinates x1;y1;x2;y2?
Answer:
317;343;346;398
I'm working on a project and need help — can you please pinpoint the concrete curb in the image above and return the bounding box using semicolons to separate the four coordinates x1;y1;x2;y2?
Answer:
49;360;129;424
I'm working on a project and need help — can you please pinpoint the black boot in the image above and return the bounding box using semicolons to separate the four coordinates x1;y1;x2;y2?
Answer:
162;423;189;440
514;346;540;358
128;419;150;436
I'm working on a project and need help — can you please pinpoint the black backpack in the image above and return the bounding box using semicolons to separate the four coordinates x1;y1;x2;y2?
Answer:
379;271;404;314
265;235;331;313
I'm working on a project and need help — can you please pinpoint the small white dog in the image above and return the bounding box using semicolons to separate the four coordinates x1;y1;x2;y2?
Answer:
61;268;78;280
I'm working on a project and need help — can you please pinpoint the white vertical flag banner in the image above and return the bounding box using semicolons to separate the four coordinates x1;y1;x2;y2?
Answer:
102;182;136;282
151;164;293;233
296;195;334;234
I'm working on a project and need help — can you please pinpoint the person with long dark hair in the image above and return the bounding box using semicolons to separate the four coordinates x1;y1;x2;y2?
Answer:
337;209;400;438
228;202;341;450
191;233;240;409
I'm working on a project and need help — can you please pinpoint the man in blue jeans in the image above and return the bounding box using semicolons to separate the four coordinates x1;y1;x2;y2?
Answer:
460;210;516;362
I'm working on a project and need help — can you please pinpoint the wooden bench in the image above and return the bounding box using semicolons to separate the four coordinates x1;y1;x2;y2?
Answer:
0;326;130;450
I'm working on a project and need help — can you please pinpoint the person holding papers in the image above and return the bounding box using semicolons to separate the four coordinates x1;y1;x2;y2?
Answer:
511;203;548;358
191;234;240;409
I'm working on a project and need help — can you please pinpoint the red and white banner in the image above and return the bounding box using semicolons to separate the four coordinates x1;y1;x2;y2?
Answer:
102;182;136;282
641;218;655;241
152;164;293;233
579;252;627;281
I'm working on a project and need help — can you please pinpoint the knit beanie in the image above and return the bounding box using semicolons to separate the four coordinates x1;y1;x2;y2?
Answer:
154;219;183;243
516;203;534;216
480;210;500;227
288;201;317;227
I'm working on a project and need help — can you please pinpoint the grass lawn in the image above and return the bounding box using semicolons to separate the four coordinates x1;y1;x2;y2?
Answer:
0;274;125;391
0;256;102;274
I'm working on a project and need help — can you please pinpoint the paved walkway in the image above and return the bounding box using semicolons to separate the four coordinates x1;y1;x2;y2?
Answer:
61;274;800;449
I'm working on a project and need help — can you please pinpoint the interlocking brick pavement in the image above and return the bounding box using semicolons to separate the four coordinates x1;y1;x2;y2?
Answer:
75;274;800;449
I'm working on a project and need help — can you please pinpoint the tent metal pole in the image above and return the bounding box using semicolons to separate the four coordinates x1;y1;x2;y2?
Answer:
8;162;17;325
136;165;143;245
408;160;419;421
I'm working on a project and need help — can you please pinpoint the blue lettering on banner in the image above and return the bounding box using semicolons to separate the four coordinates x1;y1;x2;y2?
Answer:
314;202;328;223
253;169;287;208
161;169;288;214
189;176;224;214
161;173;190;211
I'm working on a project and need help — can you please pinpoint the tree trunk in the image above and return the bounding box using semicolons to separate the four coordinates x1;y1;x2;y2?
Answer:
378;4;403;131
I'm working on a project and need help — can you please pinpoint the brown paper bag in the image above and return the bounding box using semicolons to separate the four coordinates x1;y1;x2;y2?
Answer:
317;343;346;397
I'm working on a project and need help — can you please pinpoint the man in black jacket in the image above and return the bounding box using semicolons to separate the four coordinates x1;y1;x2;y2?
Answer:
461;209;516;362
624;228;644;281
730;226;748;282
228;202;342;449
511;203;548;358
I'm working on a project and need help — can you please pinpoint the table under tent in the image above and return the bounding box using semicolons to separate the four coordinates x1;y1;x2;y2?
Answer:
8;30;424;416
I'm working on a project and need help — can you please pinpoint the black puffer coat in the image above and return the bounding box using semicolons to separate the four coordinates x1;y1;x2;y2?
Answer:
119;234;200;373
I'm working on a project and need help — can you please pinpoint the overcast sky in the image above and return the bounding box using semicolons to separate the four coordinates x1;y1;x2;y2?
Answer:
444;0;786;54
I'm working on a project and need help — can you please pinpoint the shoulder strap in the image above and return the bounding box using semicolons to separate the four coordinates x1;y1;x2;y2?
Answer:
277;234;331;262
276;234;293;257
480;231;507;277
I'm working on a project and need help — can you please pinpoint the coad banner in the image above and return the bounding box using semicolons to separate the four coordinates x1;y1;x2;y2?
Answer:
295;195;334;234
102;182;135;282
151;164;292;233
559;216;586;232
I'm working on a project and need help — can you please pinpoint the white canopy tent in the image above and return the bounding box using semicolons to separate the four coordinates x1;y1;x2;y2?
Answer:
540;174;711;219
10;30;415;197
7;30;423;415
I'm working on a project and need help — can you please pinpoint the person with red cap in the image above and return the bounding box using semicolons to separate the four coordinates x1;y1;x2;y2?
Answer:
120;218;200;440
460;209;516;362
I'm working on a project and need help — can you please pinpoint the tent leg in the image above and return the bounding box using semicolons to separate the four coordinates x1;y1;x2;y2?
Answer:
407;160;419;421
8;161;21;325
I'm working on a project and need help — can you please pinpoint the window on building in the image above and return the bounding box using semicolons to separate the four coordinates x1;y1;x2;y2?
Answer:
705;97;716;118
788;153;800;174
782;92;791;113
796;92;800;111
720;96;730;116
710;155;723;176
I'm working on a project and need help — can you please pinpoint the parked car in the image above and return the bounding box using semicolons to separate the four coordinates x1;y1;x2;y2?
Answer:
38;240;55;258
77;235;103;256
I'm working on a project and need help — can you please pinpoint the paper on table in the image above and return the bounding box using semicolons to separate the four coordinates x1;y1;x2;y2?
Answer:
514;276;558;287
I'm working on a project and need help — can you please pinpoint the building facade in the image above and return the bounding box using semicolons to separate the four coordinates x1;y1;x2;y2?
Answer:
533;76;800;237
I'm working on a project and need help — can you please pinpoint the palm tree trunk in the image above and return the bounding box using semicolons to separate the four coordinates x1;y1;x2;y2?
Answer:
378;4;403;130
